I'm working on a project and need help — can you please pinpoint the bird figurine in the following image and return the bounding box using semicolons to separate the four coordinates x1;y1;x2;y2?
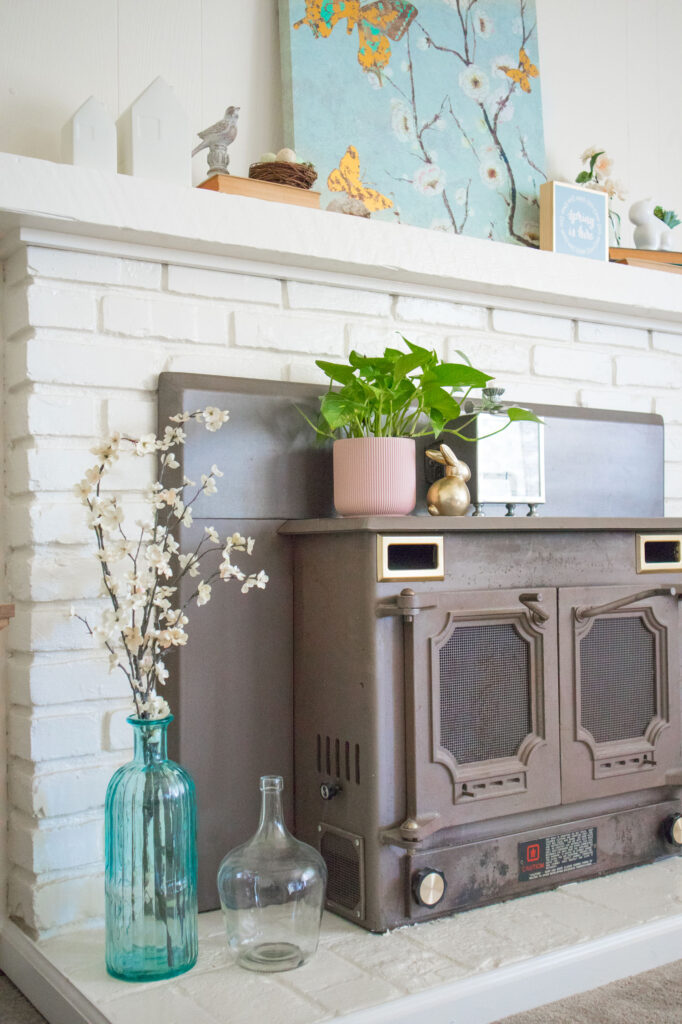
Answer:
192;105;240;176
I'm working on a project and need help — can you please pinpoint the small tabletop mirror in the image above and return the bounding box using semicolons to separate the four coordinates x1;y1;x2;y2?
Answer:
471;413;545;506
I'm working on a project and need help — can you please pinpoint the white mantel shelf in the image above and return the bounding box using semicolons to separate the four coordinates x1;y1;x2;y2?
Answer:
1;152;682;329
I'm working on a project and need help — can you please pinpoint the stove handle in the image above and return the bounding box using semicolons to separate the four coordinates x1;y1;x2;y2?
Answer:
518;592;549;626
574;586;677;623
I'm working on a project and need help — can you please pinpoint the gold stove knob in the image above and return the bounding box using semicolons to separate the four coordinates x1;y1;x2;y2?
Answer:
412;868;447;908
664;813;682;847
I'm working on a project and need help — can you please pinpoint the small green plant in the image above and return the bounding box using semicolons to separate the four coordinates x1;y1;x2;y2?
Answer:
654;206;681;230
301;337;540;441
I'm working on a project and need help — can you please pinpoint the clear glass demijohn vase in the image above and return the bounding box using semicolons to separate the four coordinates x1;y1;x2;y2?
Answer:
217;775;327;972
105;715;198;981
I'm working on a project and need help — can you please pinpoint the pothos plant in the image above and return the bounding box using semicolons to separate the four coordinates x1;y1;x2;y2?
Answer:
301;338;540;441
72;406;268;720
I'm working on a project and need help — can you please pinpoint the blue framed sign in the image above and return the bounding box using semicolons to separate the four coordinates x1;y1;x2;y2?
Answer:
540;181;608;261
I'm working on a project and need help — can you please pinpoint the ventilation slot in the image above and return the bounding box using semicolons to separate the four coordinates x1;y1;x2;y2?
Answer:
580;615;657;742
316;735;361;783
439;622;532;764
320;828;363;918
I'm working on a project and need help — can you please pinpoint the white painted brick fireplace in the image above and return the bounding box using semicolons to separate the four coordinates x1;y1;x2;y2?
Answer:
1;152;682;1022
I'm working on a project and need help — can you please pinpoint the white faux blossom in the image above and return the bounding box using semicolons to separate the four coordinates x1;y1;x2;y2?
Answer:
413;163;446;196
459;65;489;102
73;406;268;720
202;406;229;431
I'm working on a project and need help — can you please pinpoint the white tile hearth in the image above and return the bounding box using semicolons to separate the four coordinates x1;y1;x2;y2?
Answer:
9;858;681;1024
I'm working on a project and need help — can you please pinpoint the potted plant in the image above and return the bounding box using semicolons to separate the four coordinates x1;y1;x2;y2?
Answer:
302;337;539;516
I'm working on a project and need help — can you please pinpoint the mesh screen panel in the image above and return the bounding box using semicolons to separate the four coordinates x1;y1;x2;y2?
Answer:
580;615;657;742
320;831;361;910
439;622;532;764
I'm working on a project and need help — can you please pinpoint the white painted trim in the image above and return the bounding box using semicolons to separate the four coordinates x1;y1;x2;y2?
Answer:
8;226;682;337
2;913;682;1024
1;153;682;326
329;914;682;1024
0;920;109;1024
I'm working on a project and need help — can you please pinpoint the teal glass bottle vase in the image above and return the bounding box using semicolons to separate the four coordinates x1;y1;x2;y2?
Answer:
105;715;198;981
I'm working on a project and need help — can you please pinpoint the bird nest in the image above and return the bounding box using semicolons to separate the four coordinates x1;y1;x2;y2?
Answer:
249;161;318;190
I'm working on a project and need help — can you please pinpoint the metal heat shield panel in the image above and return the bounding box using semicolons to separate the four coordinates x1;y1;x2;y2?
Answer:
157;373;333;909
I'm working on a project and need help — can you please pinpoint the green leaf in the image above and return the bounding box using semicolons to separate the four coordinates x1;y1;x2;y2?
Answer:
429;410;445;437
315;360;356;385
588;150;604;173
393;350;429;381
401;337;435;364
432;363;493;388
319;393;356;430
348;350;372;371
422;384;461;420
575;171;591;184
391;378;417;404
506;406;544;423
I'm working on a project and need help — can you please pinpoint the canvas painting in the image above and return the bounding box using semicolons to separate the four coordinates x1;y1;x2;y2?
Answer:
279;0;547;246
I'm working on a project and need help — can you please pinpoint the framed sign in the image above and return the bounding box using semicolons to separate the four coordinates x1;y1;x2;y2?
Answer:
540;181;608;261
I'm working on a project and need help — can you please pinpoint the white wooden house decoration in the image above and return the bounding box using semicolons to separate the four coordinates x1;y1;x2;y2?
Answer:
61;96;117;173
117;76;190;186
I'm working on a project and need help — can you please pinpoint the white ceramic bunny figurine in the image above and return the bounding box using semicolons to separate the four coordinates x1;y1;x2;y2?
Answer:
629;198;666;250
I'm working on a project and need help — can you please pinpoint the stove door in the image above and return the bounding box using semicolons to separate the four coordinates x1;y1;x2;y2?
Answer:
401;586;560;834
559;584;681;804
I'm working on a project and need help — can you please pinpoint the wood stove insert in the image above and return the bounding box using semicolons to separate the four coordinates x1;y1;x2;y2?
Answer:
280;518;682;932
157;373;676;921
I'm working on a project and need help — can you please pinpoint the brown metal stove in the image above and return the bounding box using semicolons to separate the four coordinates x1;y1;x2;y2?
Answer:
281;517;682;931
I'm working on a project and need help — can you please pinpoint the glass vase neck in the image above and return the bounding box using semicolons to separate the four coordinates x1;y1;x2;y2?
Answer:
256;775;288;840
128;715;173;765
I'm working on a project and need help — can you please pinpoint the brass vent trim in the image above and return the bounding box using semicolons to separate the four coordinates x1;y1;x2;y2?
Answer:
636;534;682;573
377;534;444;582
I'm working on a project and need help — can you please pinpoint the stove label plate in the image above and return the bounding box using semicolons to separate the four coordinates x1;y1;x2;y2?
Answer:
518;827;597;882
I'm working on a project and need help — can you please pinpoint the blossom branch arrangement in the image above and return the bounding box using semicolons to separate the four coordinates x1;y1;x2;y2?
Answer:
72;406;268;720
575;147;626;245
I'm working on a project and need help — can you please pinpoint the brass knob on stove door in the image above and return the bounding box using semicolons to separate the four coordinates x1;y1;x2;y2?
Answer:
664;813;682;847
412;868;447;907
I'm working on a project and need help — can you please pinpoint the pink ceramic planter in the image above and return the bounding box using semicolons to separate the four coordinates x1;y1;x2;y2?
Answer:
332;437;416;516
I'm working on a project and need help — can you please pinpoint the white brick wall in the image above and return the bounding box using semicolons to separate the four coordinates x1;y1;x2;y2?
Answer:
3;238;682;940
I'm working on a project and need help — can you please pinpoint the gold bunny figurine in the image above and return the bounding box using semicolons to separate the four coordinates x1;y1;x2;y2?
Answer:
426;444;471;516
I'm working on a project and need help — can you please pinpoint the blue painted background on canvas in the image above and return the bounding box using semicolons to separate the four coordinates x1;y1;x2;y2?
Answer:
280;0;547;246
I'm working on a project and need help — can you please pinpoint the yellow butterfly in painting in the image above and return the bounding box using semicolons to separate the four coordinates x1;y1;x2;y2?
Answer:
294;0;418;73
499;48;539;93
327;146;393;212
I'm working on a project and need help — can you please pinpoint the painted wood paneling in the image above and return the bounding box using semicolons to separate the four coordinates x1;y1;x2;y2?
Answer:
195;0;281;183
117;0;201;126
0;0;118;163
